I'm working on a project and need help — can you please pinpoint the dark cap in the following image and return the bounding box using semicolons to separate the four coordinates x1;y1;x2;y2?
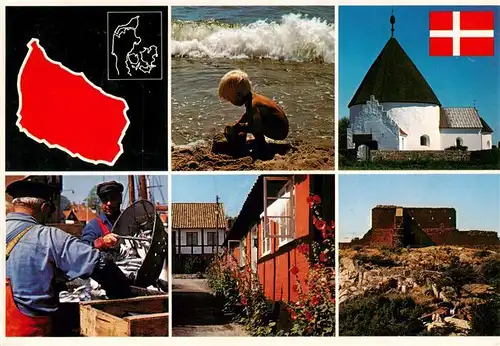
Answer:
97;181;124;199
6;176;57;201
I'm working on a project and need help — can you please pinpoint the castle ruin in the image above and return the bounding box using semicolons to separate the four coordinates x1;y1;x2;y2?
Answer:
350;205;499;247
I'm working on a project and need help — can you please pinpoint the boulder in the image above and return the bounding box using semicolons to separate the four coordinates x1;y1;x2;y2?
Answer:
444;317;471;330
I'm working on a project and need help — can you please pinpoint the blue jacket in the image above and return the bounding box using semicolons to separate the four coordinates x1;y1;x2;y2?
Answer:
6;212;100;317
81;213;113;246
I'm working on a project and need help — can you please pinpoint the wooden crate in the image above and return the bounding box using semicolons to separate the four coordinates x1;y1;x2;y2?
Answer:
80;294;169;336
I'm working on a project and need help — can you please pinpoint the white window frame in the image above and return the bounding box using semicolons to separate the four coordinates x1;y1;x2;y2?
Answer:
239;235;247;267
260;217;271;257
278;181;295;247
260;176;296;257
186;231;198;246
206;231;217;246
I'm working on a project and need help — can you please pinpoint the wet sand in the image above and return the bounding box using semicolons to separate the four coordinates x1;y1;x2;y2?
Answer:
172;134;334;171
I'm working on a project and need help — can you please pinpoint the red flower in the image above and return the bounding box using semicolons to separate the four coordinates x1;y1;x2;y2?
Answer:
330;221;335;229
314;219;327;232
290;265;299;275
297;243;309;255
292;284;299;292
305;311;313;321
307;194;321;206
311;195;321;204
290;310;297;320
241;297;248;306
319;253;327;263
311;295;320;305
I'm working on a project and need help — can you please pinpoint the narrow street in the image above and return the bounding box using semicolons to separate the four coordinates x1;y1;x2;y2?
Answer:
172;278;247;336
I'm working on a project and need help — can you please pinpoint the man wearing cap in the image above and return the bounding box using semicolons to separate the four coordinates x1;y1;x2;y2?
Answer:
6;177;133;336
81;181;124;250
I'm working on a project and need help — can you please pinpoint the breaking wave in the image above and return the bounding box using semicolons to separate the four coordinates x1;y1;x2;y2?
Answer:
171;13;335;63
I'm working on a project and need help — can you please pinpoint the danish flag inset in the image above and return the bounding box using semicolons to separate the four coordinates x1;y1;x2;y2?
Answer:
429;11;495;56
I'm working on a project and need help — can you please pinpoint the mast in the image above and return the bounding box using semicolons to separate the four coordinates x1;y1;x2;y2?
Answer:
139;176;148;200
128;176;136;205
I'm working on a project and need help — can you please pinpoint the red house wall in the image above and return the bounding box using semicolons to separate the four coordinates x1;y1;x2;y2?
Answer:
257;176;311;303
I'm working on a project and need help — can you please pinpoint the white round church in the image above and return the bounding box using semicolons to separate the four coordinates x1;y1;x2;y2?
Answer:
347;15;493;152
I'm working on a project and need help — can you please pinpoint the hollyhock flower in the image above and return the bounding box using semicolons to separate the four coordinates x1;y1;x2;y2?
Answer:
290;265;299;275
314;219;327;232
305;311;313;321
297;243;309;255
319;252;327;263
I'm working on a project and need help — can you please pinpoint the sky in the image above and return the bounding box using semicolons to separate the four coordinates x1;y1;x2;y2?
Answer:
62;175;168;206
171;175;258;217
338;174;500;242
339;6;500;142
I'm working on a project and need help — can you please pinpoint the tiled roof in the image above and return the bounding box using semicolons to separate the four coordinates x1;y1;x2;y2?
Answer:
440;107;483;129
479;116;494;133
65;205;98;222
349;37;441;107
172;202;226;229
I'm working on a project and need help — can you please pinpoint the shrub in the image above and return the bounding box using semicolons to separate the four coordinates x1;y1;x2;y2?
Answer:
183;255;203;274
339;294;428;336
479;257;500;288
445;145;468;151
354;254;397;267
205;252;240;313
286;264;335;336
473;249;491;259
469;297;500;336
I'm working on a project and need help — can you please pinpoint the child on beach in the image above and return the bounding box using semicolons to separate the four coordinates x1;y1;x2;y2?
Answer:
218;70;289;150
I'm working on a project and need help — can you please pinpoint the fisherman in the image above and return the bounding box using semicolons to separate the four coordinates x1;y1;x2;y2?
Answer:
218;69;289;151
81;180;124;250
6;176;132;336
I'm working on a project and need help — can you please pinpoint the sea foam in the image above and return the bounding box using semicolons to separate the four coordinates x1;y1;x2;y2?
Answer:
172;13;335;63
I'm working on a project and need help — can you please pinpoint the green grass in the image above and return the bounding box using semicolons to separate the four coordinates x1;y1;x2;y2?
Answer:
340;159;499;170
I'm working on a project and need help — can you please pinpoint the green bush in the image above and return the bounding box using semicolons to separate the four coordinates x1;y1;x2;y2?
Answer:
339;294;428;336
469;298;500;336
354;254;397;267
479;257;500;288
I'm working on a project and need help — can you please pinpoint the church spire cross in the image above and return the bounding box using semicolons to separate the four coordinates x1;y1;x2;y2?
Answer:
390;9;396;37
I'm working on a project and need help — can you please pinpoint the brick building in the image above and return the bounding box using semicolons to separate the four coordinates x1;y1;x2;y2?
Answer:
351;205;499;247
224;174;334;303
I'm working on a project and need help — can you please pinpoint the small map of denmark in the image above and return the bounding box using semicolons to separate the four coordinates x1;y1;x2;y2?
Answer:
16;39;130;166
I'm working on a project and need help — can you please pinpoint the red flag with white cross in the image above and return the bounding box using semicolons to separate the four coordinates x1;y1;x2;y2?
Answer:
429;11;495;56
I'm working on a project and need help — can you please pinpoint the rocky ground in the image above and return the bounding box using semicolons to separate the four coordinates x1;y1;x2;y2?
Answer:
339;246;500;336
172;133;334;171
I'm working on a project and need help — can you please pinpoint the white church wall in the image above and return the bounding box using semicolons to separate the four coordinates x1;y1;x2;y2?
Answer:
482;133;493;150
381;102;441;150
349;97;400;149
440;128;483;150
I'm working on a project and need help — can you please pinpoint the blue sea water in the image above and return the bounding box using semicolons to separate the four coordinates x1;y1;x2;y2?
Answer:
171;6;335;146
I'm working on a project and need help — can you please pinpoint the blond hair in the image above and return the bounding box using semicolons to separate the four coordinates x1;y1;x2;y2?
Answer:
218;70;252;104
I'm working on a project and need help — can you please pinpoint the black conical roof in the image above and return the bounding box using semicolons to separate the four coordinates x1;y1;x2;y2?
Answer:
348;37;441;107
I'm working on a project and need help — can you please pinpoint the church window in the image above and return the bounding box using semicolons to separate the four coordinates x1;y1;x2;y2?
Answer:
456;137;463;147
420;135;430;146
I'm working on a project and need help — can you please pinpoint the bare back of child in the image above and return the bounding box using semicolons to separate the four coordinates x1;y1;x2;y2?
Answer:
218;70;289;151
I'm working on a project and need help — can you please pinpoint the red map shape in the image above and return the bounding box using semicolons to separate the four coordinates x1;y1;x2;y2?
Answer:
16;39;130;166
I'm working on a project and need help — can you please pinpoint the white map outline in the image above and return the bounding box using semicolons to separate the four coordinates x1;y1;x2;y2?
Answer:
111;15;159;77
16;38;131;167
